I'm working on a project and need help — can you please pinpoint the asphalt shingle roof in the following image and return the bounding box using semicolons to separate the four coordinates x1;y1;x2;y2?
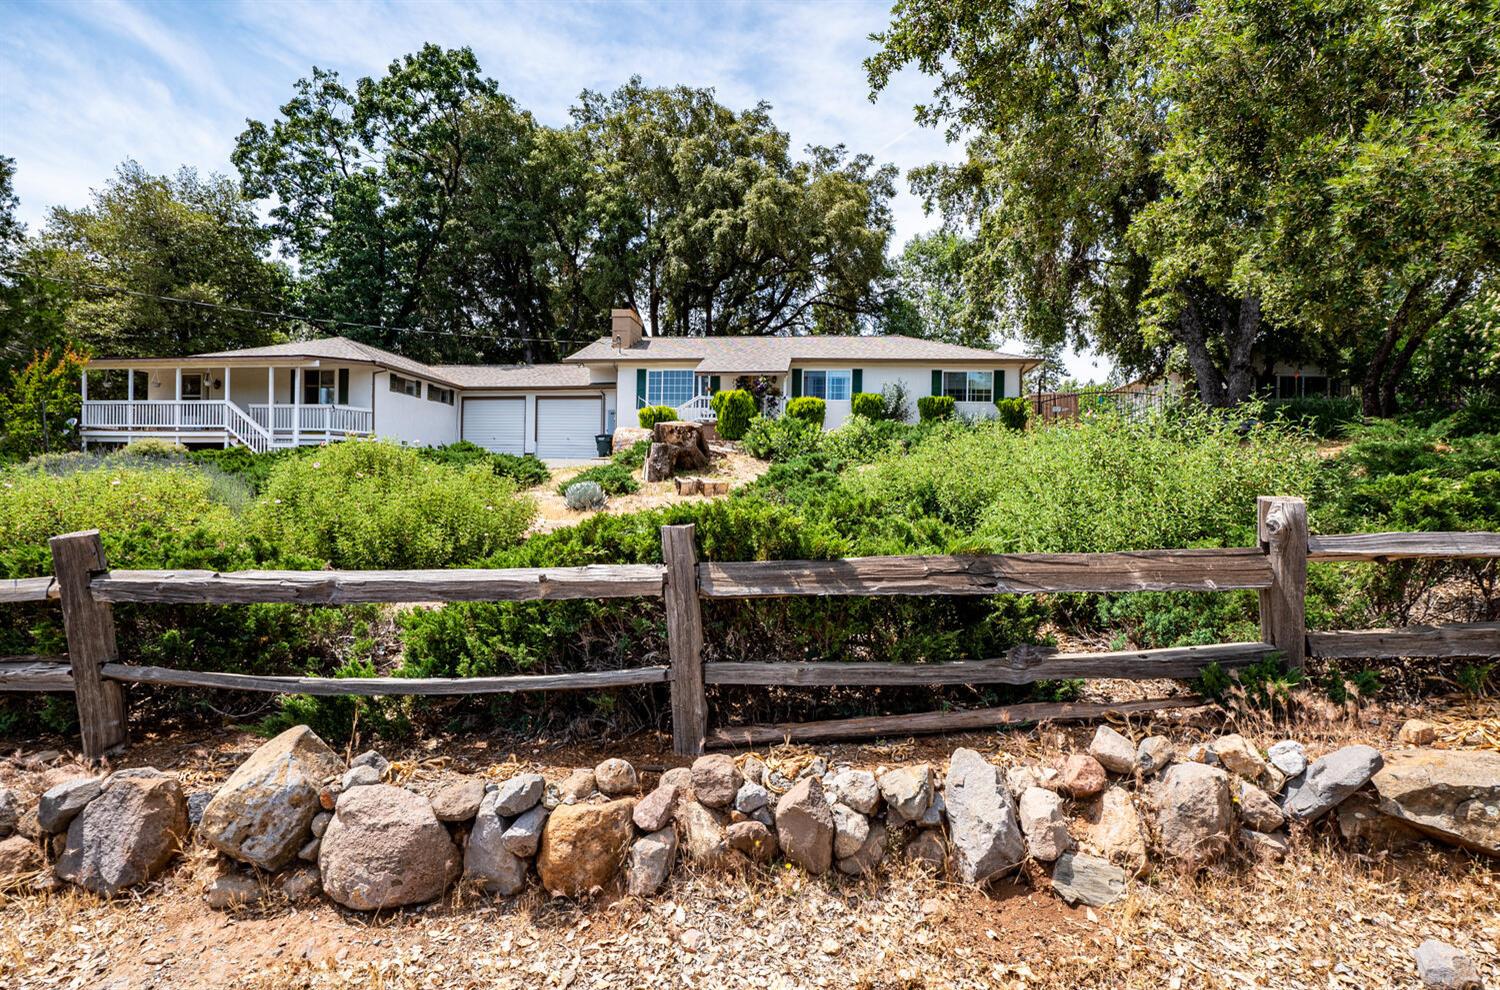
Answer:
563;335;1038;373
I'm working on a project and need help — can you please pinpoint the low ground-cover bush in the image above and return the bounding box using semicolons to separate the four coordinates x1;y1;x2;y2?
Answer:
560;441;645;496
742;415;822;461
417;441;549;487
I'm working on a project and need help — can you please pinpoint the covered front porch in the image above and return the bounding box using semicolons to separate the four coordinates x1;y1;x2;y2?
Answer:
80;360;374;452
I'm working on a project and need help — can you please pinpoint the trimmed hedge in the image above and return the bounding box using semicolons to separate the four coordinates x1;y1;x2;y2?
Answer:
637;405;678;430
785;396;827;429
995;397;1029;430
918;395;955;421
711;389;755;439
851;392;885;420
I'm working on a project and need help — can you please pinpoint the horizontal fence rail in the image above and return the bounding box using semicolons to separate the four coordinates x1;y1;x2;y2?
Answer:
698;548;1273;598
3;507;1498;760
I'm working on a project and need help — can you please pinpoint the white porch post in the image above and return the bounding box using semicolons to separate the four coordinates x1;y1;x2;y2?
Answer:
174;368;182;434
224;366;232;448
81;369;88;401
292;367;301;447
126;369;134;429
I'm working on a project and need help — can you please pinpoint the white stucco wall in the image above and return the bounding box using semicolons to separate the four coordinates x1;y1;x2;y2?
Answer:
371;371;460;446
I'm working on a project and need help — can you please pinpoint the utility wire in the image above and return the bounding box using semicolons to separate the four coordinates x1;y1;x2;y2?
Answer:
0;265;599;347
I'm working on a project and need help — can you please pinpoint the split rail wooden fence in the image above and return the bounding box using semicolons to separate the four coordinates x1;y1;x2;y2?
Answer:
2;497;1497;760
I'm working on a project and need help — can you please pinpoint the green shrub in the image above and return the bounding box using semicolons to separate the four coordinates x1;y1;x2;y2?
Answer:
785;396;826;429
490;452;550;486
1267;396;1362;438
637;405;678;430
851;392;886;420
994;397;1029;430
561;441;643;496
742;415;822;462
253;441;534;568
917;395;955;421
563;480;607;510
711;389;755;440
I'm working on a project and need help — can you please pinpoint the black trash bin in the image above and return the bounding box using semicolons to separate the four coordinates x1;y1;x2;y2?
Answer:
595;434;612;458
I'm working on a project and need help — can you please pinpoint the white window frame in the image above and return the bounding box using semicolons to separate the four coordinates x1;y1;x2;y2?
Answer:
645;369;694;408
303;369;336;406
943;370;994;403
802;369;852;401
427;384;455;406
389;373;421;398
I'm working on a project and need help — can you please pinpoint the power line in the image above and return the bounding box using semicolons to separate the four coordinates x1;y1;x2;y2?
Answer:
0;265;598;347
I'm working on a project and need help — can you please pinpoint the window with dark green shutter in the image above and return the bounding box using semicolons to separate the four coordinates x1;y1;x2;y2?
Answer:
994;368;1005;399
931;369;943;395
852;369;862;394
791;368;803;397
709;375;720;393
635;368;647;408
338;368;349;405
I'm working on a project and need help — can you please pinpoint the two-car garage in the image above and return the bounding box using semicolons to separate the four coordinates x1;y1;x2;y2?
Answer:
461;395;606;460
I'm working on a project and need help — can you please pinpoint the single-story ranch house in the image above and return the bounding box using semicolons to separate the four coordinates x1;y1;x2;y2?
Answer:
80;310;1040;460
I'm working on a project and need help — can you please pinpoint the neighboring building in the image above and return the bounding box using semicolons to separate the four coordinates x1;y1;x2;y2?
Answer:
78;310;1040;459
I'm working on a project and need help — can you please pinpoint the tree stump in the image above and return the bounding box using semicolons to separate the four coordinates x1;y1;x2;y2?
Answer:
700;480;729;496
644;443;676;482
675;477;702;495
644;422;715;480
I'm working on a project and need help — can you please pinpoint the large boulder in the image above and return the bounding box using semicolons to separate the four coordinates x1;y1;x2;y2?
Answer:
200;725;345;870
464;792;527;895
1372;749;1500;857
319;785;461;910
54;771;187;896
825;769;880;815
775;777;835;875
1150;762;1234;868
944;748;1025;883
1282;745;1383;822
536;798;636;897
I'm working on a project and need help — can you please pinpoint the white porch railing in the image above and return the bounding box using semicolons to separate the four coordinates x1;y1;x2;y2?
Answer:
249;404;373;435
82;399;372;450
675;394;717;422
82;400;227;430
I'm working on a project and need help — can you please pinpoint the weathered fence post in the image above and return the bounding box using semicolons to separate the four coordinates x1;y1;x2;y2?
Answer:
661;524;707;756
49;530;127;760
1257;496;1308;670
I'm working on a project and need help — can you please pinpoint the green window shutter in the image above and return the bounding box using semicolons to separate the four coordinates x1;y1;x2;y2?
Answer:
791;368;803;398
995;368;1005;399
709;375;720;393
851;368;862;394
636;368;647;408
338;368;350;405
931;369;943;396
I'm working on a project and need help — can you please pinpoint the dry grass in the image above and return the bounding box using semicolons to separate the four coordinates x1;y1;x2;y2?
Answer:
3;697;1497;989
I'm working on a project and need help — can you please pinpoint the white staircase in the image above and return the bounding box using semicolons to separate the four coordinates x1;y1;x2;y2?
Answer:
224;400;275;453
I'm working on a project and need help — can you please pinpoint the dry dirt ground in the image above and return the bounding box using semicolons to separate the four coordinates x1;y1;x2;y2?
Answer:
526;447;770;534
2;697;1497;990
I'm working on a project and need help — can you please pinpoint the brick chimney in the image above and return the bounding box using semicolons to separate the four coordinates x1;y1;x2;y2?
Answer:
610;308;644;349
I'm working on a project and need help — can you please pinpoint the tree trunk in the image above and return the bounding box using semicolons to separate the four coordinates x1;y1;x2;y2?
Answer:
1225;295;1262;404
1177;297;1227;407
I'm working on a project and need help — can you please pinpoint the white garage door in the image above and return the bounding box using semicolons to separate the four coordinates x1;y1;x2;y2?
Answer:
536;397;602;460
462;398;525;454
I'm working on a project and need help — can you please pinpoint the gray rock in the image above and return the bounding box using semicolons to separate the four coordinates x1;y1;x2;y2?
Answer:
1236;780;1286;833
1282;745;1384;822
198;726;343;871
501;804;548;858
322;784;461;909
774;777;834;875
310;811;332;838
945;748;1025;883
824;769;879;815
1267;740;1307;778
626;826;677;896
1239;828;1289;860
798;757;827;780
751;806;774;829
633;783;681;833
740;756;766;786
919;790;947;827
690;754;742;809
0;787;18;837
836;821;888;876
350;750;389;775
1413;939;1481;990
37;777;102;834
1151;762;1234;867
430;779;486;822
878;764;934;824
341;764;382;790
675;800;731;866
494;774;546;817
279;864;321;903
1089;726;1137;774
725;819;777;862
465;792;527;895
594;758;638;796
1005;765;1059;799
204;869;262;910
1051;852;1127;907
186;791;213;828
1372;748;1500;857
1018;786;1074;862
1136;736;1175;775
905;829;946;872
734;781;770;815
54;771;187;896
831;803;869;860
298;836;321;862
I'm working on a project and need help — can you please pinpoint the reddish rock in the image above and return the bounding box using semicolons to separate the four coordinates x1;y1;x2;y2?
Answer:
1059;754;1108;799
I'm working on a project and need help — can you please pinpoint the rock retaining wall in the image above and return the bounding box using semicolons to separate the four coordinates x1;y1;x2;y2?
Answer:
2;723;1496;926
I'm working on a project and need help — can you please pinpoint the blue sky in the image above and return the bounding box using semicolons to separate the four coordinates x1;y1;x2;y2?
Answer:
0;0;1107;379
